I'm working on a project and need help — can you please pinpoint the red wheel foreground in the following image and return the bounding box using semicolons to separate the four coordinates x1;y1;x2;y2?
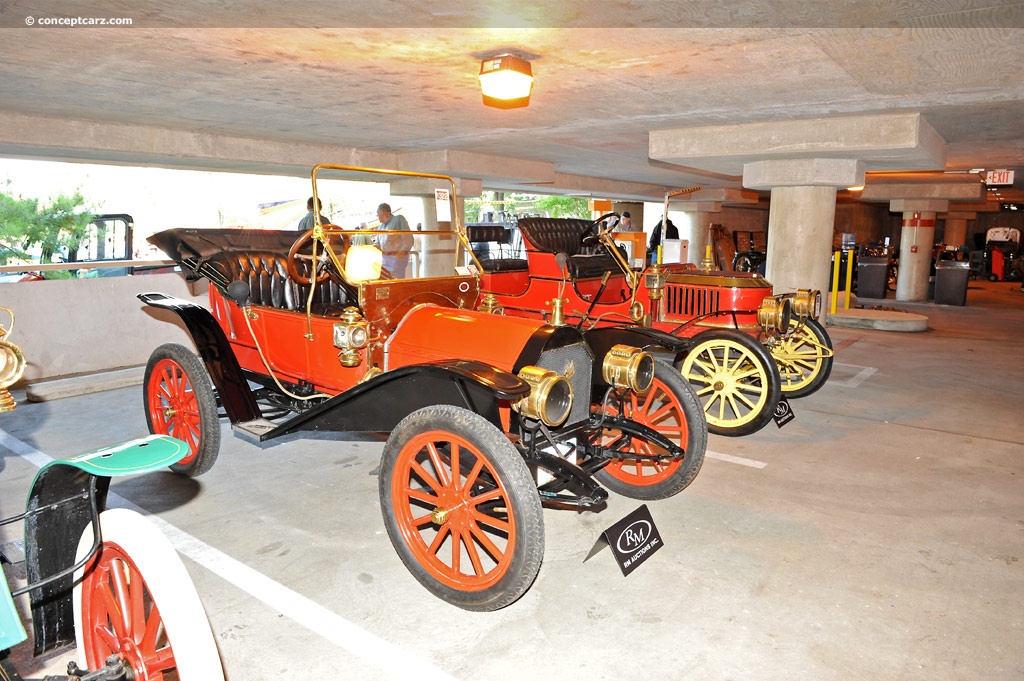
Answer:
74;509;224;680
594;359;707;500
380;405;543;611
143;343;219;476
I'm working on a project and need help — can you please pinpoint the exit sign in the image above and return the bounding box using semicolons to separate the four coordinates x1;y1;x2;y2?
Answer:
986;169;1014;185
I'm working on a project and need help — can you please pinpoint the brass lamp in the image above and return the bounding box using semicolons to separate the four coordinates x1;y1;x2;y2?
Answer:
0;307;27;413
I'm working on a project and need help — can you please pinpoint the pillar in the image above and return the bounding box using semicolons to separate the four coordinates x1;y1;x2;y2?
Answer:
941;212;975;248
744;158;865;296
674;202;721;266
891;199;948;302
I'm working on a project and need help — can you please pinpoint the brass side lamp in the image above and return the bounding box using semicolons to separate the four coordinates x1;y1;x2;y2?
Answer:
0;307;27;412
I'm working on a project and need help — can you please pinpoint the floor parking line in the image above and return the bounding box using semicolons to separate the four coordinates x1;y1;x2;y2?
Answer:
706;450;767;469
0;429;459;681
832;363;878;388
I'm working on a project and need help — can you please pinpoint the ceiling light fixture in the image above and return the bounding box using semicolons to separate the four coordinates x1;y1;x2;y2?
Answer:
479;54;533;109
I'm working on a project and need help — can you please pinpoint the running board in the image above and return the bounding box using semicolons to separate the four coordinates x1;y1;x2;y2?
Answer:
232;418;279;441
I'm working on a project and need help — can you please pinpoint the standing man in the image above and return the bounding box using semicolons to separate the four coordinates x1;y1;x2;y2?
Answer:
374;203;414;278
297;196;328;231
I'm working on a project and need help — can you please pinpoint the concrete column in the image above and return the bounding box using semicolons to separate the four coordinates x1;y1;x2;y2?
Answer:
941;212;976;248
744;158;864;295
674;202;721;265
891;199;948;302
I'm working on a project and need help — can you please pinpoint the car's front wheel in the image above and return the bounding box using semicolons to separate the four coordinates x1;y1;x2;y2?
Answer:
593;359;708;500
379;405;544;611
771;318;834;398
679;329;782;437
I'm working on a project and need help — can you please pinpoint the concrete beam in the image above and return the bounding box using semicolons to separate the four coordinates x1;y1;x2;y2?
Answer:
860;181;986;202
0;111;397;176
889;199;949;213
673;202;722;213
744;158;864;189
390;176;482;198
649;112;947;176
399;149;555;185
948;200;1003;213
497;172;668;202
943;211;977;220
686;187;760;204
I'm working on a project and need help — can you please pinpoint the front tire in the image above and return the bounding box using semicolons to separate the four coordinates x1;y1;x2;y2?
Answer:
143;343;220;476
771;318;834;398
379;405;544;611
679;329;782;437
593;360;708;500
73;508;224;680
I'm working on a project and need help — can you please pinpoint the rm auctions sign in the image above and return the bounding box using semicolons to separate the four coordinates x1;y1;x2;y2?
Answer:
986;170;1015;186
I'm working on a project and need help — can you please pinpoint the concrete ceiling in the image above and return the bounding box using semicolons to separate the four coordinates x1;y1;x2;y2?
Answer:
1;1;1023;204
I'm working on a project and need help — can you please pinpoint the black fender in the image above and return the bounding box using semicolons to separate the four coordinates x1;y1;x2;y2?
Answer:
23;464;106;654
583;325;688;368
138;292;261;424
265;360;529;439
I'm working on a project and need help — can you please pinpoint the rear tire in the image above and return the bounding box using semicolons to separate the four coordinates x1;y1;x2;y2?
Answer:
143;343;220;476
379;405;543;611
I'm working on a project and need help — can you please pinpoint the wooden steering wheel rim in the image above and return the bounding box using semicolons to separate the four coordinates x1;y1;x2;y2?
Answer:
287;228;331;285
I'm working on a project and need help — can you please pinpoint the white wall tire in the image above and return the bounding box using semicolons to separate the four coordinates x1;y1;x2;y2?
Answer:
73;508;224;679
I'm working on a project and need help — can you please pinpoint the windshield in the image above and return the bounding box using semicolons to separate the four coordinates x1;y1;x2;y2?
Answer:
310;164;480;282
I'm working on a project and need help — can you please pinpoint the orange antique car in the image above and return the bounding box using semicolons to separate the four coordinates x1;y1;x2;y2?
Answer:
472;203;834;437
139;164;708;611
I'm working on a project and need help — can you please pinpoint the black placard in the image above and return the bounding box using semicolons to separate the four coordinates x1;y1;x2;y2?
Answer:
773;396;796;428
585;504;664;576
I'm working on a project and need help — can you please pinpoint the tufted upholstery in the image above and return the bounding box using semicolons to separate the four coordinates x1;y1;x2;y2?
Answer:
466;224;528;273
205;250;350;314
518;217;620;279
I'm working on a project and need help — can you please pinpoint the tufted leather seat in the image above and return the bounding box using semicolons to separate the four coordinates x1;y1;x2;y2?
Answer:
205;250;350;314
518;217;620;279
466;224;528;273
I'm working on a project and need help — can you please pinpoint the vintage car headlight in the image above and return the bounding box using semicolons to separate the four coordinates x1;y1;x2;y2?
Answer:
789;289;822;321
757;295;793;334
602;344;654;394
333;307;368;367
513;365;573;427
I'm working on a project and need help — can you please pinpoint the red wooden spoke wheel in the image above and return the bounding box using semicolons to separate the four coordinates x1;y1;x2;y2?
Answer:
143;343;220;476
594;359;707;500
74;509;224;680
379;405;543;611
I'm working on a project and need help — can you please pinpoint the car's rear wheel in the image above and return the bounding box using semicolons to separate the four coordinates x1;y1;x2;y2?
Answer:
771;318;834;398
379;405;543;611
593;359;707;500
143;343;219;476
73;508;224;680
680;329;782;437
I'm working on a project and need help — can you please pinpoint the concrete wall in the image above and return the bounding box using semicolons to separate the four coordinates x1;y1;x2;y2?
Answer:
1;273;207;384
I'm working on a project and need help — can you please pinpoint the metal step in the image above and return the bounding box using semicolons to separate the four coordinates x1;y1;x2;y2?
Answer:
232;418;278;441
0;539;25;565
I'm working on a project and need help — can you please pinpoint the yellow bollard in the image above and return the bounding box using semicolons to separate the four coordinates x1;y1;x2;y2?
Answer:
830;251;841;315
844;249;854;309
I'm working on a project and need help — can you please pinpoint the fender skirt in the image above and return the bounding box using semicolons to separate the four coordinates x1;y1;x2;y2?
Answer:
22;435;189;655
138;291;261;423
264;360;530;440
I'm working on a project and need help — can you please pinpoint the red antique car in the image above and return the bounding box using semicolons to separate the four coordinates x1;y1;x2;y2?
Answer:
139;165;708;611
473;206;833;436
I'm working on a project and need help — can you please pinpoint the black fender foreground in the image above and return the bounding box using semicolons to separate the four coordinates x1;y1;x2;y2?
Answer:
138;292;529;438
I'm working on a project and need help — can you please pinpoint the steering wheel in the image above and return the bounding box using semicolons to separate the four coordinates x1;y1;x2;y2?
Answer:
287;228;339;285
581;212;620;247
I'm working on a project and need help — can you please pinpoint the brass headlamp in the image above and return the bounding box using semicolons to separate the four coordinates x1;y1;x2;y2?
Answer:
513;365;573;427
602;344;654;394
332;307;369;367
757;295;793;334
788;289;822;321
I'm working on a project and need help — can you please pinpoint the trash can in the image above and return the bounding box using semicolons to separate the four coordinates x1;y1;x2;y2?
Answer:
857;256;889;299
934;260;970;306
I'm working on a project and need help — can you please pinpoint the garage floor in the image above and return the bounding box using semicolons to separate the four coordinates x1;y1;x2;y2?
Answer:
3;280;1023;681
